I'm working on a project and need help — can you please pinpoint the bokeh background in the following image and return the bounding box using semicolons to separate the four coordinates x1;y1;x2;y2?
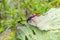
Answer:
0;0;60;40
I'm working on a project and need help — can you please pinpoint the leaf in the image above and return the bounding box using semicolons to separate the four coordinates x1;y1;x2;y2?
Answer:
17;25;60;40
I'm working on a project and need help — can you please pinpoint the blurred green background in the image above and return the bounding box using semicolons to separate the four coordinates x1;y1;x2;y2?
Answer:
0;0;60;40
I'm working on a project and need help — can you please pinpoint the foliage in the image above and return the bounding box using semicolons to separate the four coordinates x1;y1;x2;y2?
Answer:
0;0;60;40
17;24;60;40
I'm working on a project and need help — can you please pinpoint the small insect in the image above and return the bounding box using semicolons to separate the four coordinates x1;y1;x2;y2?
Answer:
27;14;38;22
27;13;39;26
